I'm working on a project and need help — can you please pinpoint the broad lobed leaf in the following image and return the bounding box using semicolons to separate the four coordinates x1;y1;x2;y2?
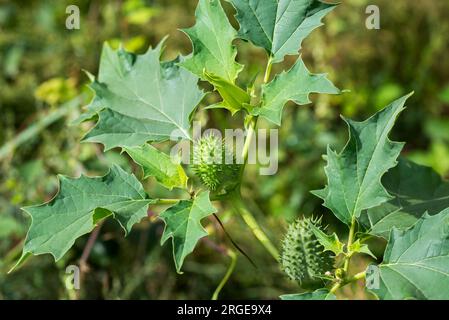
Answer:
228;0;337;63
82;40;205;150
160;191;217;273
313;93;413;225
180;0;243;83
12;165;154;271
370;209;449;300
253;57;339;125
361;157;449;239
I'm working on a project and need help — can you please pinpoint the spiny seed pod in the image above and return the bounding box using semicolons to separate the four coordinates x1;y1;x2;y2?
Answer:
281;217;334;289
191;134;241;191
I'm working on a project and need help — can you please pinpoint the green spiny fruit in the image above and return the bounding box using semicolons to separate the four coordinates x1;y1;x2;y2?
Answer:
192;134;241;191
281;217;334;289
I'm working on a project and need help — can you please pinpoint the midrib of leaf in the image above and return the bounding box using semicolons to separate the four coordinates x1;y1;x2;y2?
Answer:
197;3;236;82
409;263;449;277
28;172;148;231
379;271;396;299
193;38;231;82
383;259;449;278
66;175;146;200
334;150;353;221
249;1;273;47
94;115;169;137
36;227;80;250
128;77;190;139
366;207;402;232
265;71;322;105
30;212;96;250
185;216;197;256
31;198;149;230
101;50;191;139
384;266;427;298
272;0;309;56
210;7;234;82
171;212;188;235
351;110;401;218
169;208;196;259
393;233;428;262
152;68;191;138
105;46;125;80
35;197;148;256
389;191;449;205
365;195;449;234
387;187;449;201
180;79;187;129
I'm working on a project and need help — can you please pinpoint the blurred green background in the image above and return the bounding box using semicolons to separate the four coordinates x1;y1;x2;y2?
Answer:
0;0;448;299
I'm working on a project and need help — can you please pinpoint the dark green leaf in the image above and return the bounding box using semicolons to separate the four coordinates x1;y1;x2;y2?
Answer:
180;0;242;83
160;191;217;273
313;93;413;225
82;41;205;149
253;57;339;125
12;165;153;271
370;209;449;300
228;0;337;63
362;158;449;239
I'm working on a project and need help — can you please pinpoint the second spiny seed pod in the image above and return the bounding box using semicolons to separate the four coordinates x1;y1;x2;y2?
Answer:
281;217;334;289
191;134;241;191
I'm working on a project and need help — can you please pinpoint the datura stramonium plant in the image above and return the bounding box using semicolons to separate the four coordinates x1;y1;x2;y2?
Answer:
11;0;449;301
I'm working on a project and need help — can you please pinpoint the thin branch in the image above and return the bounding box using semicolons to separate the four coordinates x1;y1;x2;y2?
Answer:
79;221;104;273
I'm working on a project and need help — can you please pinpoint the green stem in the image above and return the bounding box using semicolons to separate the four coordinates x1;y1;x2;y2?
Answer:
212;250;237;300
233;55;277;260
240;55;273;168
343;216;357;273
231;194;279;261
154;199;182;205
239;116;258;179
330;270;366;294
329;282;341;294
263;56;273;83
330;218;361;294
347;270;366;283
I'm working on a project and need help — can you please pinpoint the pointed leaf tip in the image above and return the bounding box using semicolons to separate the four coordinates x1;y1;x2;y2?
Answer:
314;94;412;224
17;166;153;267
228;0;338;63
160;191;217;273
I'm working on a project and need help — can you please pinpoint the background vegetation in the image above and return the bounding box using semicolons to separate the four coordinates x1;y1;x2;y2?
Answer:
1;0;448;299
